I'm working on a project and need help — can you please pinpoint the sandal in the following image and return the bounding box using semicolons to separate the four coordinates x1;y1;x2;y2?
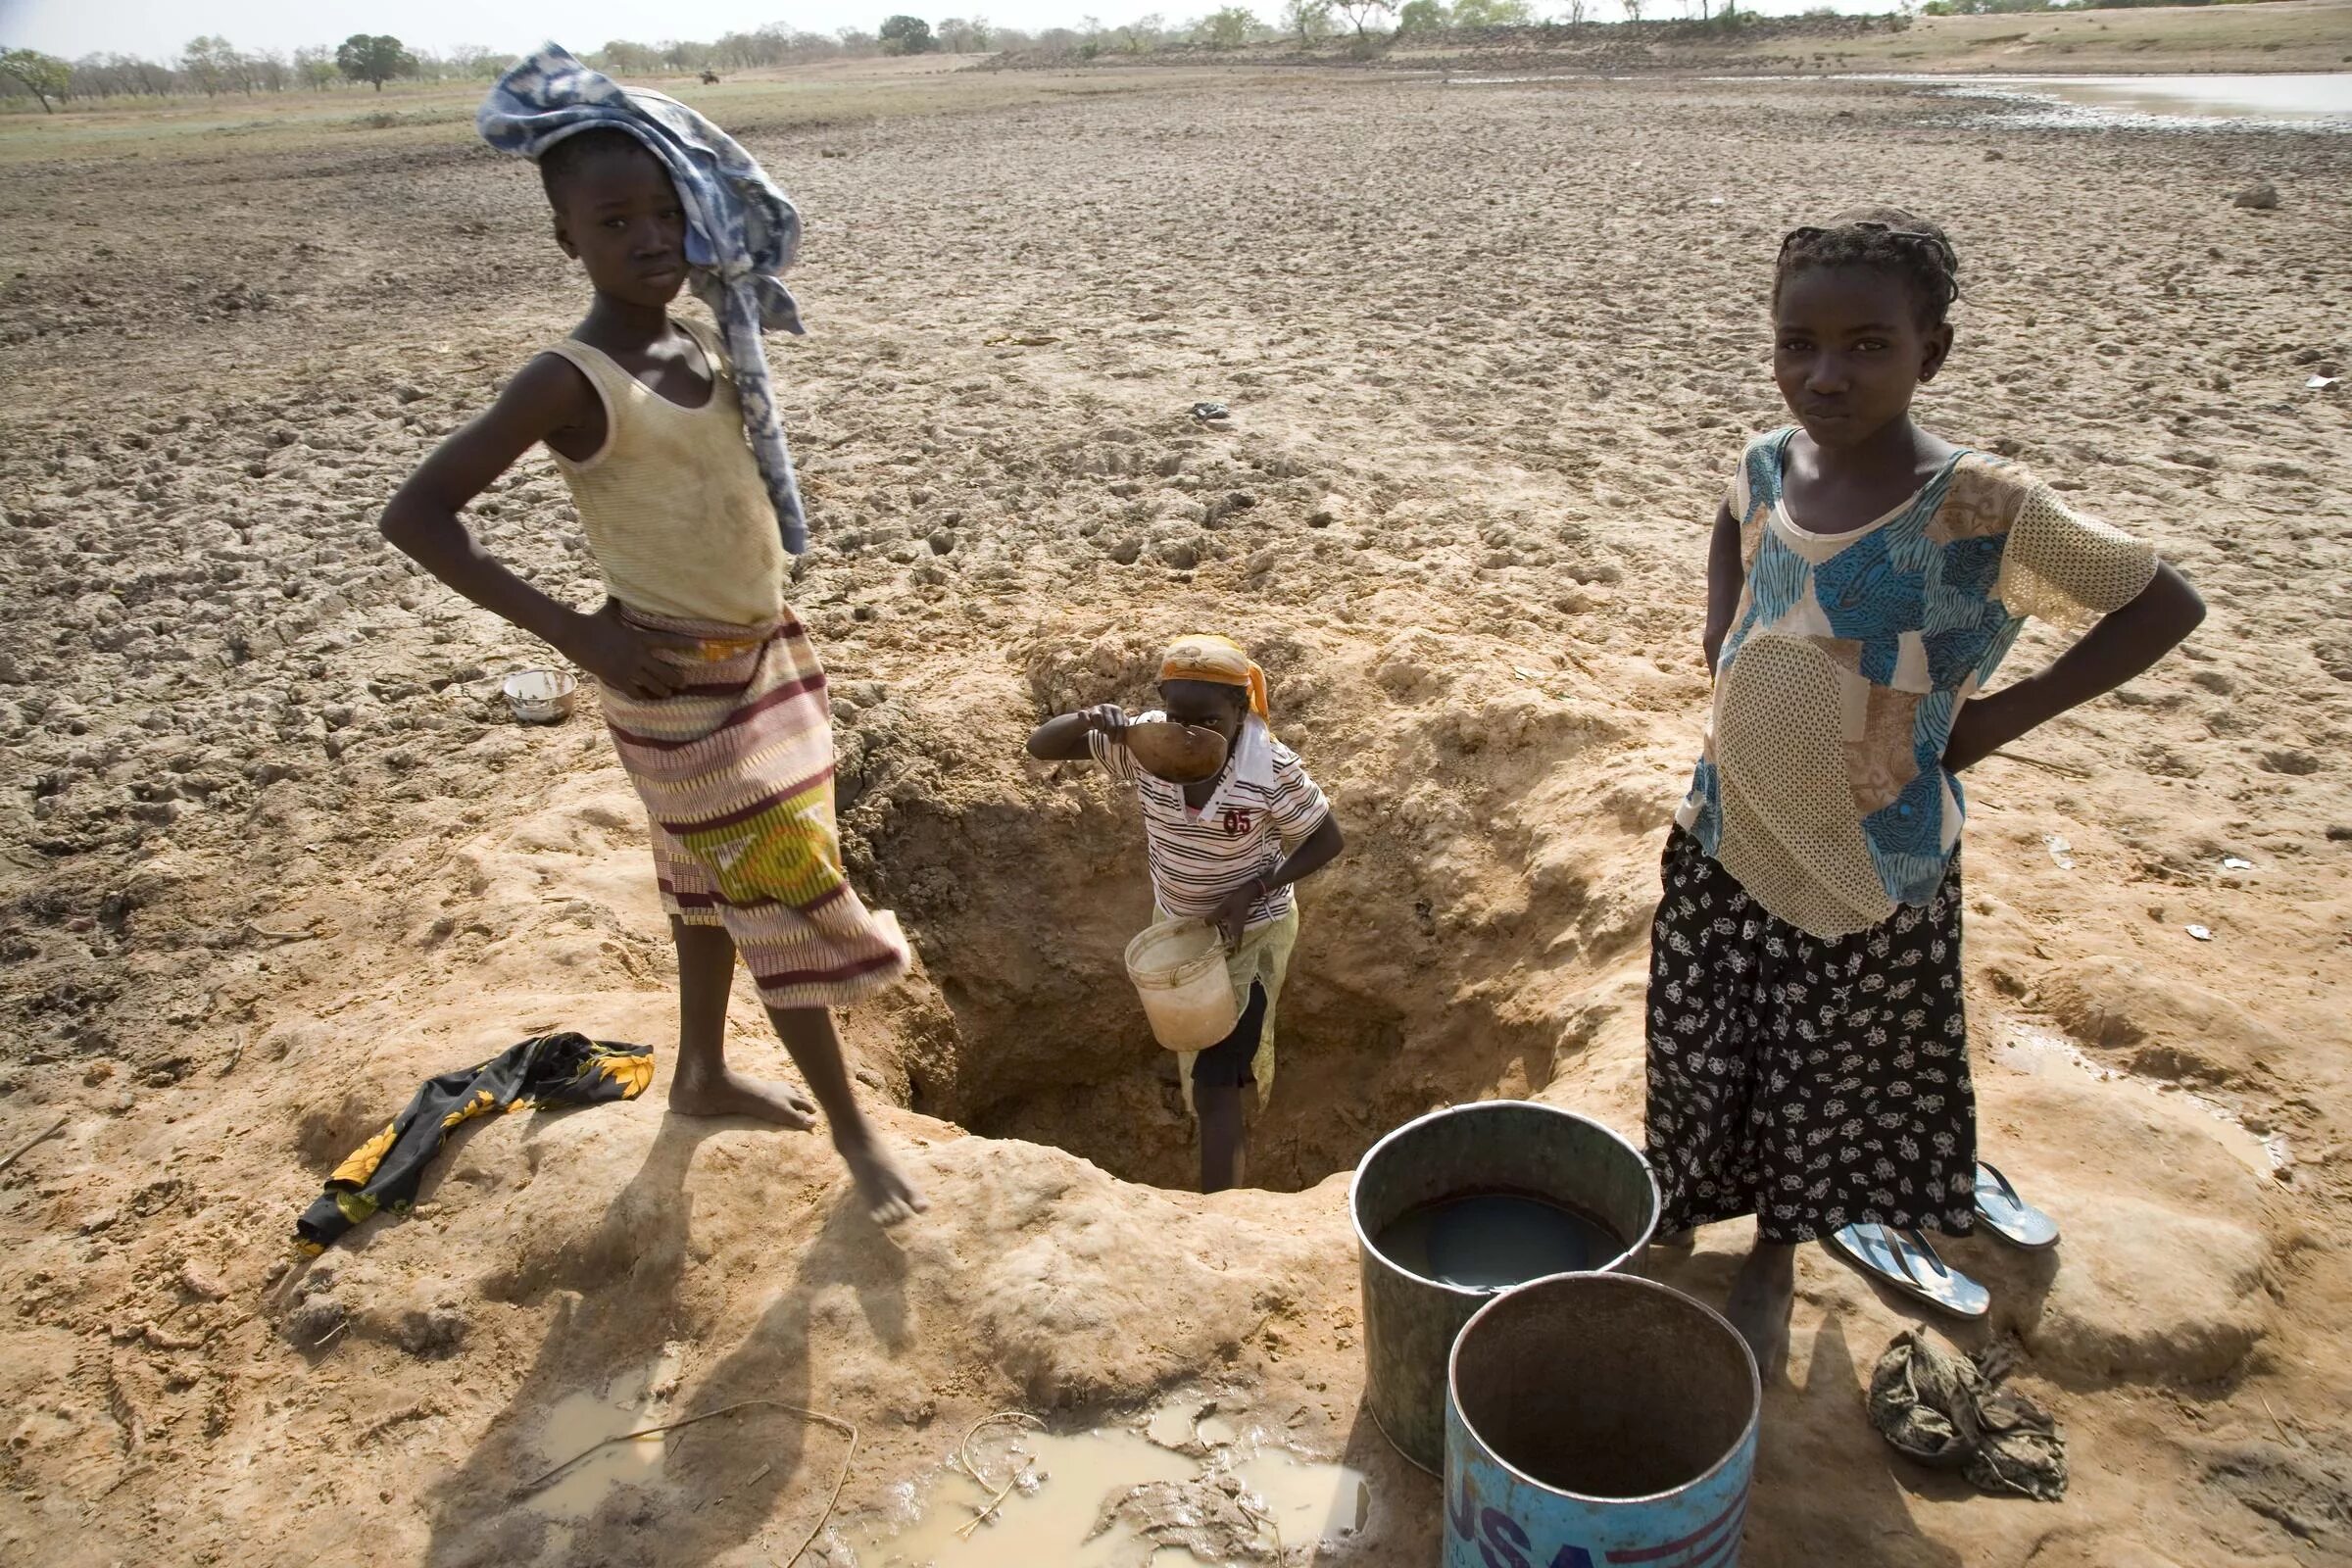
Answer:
1974;1161;2060;1251
1825;1223;1988;1320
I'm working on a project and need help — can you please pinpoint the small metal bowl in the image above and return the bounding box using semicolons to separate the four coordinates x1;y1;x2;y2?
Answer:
502;668;578;724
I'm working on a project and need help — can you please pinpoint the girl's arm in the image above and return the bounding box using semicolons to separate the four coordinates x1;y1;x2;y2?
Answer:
1026;704;1127;761
1210;812;1344;946
379;357;692;699
1701;501;1742;672
1942;561;2205;772
1267;812;1344;890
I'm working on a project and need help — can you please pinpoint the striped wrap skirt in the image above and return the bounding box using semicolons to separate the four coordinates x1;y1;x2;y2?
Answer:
600;605;910;1010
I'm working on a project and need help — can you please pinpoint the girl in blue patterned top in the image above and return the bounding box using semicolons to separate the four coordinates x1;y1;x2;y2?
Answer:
1648;209;2204;1371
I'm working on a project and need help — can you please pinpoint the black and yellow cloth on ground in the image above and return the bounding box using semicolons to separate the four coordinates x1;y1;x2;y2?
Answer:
295;1032;654;1253
1869;1330;2068;1501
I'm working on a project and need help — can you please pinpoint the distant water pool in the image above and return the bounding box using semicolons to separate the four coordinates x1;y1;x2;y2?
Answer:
1913;72;2352;124
1456;72;2352;125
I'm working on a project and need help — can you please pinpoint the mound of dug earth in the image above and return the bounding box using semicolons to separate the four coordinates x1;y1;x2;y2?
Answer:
0;661;2310;1568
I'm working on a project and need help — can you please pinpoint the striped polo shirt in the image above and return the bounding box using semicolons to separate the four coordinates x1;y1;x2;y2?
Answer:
1090;711;1332;933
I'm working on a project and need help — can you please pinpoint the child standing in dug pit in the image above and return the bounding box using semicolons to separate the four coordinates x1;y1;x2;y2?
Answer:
1651;209;2203;1368
378;48;923;1224
1027;637;1345;1193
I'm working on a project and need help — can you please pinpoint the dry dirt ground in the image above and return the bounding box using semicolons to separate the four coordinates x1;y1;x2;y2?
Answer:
2;59;2349;1568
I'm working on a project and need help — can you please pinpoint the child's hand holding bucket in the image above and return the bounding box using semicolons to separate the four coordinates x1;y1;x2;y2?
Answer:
1210;878;1267;948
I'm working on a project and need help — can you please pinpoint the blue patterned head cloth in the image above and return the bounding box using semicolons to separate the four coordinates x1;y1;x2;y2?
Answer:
479;44;809;553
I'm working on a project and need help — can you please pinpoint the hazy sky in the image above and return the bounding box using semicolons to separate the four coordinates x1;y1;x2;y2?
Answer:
2;0;1860;59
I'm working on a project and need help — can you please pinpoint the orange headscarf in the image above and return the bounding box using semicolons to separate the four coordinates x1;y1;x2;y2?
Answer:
1159;634;1270;723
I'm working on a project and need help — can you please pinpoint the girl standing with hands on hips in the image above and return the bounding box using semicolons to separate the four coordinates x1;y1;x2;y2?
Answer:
1647;208;2204;1370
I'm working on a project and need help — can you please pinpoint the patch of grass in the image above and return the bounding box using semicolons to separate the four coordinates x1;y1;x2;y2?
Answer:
342;107;465;131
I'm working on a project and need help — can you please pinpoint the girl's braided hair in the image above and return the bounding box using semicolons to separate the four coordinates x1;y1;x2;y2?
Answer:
1775;207;1962;329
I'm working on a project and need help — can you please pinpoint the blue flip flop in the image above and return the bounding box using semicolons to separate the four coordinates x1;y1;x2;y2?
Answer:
1974;1161;2060;1250
1825;1223;1989;1319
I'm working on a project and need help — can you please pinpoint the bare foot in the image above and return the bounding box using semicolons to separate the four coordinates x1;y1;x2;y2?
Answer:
839;1133;928;1228
668;1064;816;1128
1725;1243;1795;1379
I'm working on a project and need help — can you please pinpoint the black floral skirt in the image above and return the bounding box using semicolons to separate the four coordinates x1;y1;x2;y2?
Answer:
1644;827;1976;1245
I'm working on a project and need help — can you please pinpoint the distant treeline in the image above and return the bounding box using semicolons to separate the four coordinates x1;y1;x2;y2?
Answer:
1;35;519;108
0;19;1135;112
0;25;902;111
0;7;1834;107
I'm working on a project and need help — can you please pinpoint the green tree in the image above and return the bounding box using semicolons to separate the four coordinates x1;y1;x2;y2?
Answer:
335;33;415;91
1396;0;1449;29
1196;5;1260;45
878;15;937;53
594;38;664;74
1451;0;1534;22
936;16;992;51
1331;0;1394;40
449;44;516;80
1283;0;1336;42
292;44;338;88
180;35;239;95
225;43;264;91
0;48;71;112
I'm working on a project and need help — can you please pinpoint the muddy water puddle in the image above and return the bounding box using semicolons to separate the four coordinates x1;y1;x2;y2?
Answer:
525;1351;685;1519
1234;1450;1375;1552
839;1402;1373;1566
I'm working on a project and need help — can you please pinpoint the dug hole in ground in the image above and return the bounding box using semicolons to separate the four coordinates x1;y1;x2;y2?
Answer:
1;62;2347;1568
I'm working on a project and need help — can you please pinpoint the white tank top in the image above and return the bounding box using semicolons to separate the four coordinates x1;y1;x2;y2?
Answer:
540;318;786;629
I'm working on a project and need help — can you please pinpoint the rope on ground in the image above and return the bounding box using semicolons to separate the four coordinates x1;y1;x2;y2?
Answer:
0;1114;69;1178
1990;749;2091;780
1240;1493;1287;1564
514;1398;858;1567
955;1410;1045;1539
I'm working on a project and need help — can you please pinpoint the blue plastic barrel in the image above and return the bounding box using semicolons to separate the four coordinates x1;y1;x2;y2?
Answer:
1445;1272;1759;1568
1351;1101;1660;1474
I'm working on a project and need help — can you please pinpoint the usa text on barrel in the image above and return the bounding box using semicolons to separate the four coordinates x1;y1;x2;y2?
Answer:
1446;1272;1760;1568
1349;1101;1660;1473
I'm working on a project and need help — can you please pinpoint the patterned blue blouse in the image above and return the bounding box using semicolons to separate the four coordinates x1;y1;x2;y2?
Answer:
1675;428;2156;940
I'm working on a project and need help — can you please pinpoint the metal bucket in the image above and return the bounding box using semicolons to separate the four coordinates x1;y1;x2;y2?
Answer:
1446;1272;1759;1568
1348;1101;1660;1473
